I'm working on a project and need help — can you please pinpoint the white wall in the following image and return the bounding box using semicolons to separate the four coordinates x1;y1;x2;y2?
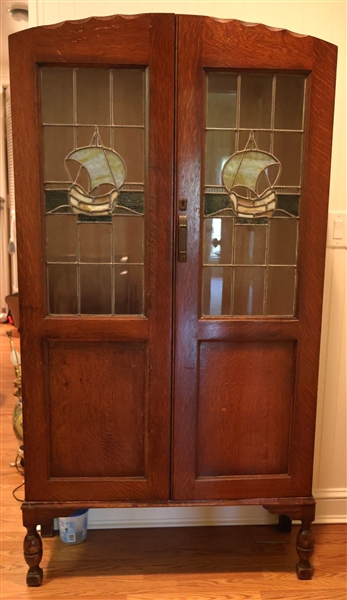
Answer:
27;0;346;527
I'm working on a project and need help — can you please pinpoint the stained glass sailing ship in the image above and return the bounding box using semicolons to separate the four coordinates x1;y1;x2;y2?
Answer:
65;128;127;216
222;132;281;218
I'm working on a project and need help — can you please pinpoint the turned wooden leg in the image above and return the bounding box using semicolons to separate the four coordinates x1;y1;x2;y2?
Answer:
24;526;43;586
278;514;292;533
296;521;314;580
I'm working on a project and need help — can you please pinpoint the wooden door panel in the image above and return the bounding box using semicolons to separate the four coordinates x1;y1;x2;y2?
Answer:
10;13;175;502
48;341;146;478
173;16;337;501
197;341;294;477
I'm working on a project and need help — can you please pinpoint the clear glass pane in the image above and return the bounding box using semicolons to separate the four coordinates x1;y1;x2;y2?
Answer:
80;265;112;314
113;128;144;183
79;223;112;263
240;74;272;129
234;225;267;265
48;265;77;314
76;68;110;125
113;217;144;264
266;267;296;315
46;215;77;262
238;130;271;153
115;265;144;314
206;73;237;129
76;126;111;149
202;266;232;315
203;218;233;264
233;267;265;315
274;132;302;186
275;75;305;130
113;69;145;126
269;219;298;264
43;126;74;182
41;68;73;124
205;131;235;185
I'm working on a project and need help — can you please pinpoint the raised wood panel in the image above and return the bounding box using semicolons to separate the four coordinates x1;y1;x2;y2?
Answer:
197;341;294;477
48;341;146;478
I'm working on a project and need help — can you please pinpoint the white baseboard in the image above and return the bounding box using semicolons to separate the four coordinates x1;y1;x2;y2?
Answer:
86;492;347;530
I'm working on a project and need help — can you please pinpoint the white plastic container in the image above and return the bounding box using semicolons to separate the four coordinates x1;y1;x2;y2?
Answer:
58;509;88;544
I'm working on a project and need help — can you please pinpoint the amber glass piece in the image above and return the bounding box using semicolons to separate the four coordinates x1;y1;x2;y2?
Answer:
113;69;145;126
76;68;110;125
115;265;144;314
48;265;77;314
240;74;272;129
46;215;77;262
41;68;73;124
203;218;233;265
235;225;267;265
80;265;112;314
267;267;296;315
275;75;305;130
206;73;237;129
233;267;265;315
43;126;74;182
113;217;144;264
79;223;112;263
205;131;235;185
269;219;298;265
202;266;232;315
274;132;302;186
113;128;144;183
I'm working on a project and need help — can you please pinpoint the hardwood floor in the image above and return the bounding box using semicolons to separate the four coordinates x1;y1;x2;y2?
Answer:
1;324;346;599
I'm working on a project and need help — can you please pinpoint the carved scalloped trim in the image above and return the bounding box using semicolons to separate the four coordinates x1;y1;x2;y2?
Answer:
208;16;309;39
44;13;145;30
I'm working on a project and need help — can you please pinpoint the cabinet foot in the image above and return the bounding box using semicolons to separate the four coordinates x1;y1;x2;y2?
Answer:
24;526;43;587
296;522;314;580
41;520;56;538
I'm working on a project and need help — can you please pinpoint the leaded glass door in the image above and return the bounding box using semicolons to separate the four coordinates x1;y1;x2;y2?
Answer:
172;16;336;500
10;14;175;502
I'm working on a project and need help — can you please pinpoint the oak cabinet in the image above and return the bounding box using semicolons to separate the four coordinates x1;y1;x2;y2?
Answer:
9;13;337;585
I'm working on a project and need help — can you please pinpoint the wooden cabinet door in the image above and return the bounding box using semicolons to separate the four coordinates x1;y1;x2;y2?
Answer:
9;14;175;502
172;16;337;500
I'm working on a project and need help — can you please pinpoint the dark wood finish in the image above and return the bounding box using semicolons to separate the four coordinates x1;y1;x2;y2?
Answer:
173;15;337;502
9;13;175;504
40;521;55;537
9;13;337;586
278;514;292;533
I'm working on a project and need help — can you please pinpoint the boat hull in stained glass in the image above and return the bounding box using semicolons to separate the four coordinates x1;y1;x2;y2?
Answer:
69;184;118;216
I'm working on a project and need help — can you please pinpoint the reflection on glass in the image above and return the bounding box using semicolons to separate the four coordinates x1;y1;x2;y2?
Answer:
76;68;110;125
115;265;144;314
48;265;77;314
240;74;272;129
80;265;112;314
233;267;265;315
202;267;232;315
267;267;296;315
113;128;144;182
207;73;237;128
269;219;297;264
41;68;73;124
113;217;144;264
79;223;112;263
205;131;235;185
113;69;145;126
46;215;77;262
43;126;74;182
235;226;266;265
274;132;302;186
275;75;305;130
